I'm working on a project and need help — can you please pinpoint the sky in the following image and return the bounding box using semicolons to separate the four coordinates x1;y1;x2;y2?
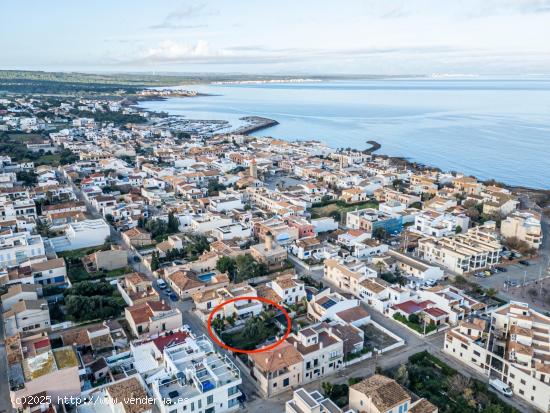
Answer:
2;0;550;75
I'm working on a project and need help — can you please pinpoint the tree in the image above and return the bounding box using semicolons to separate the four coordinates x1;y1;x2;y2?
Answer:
216;256;237;277
372;227;387;241
374;261;386;275
167;212;179;233
321;382;334;398
455;225;462;234
16;170;37;186
485;288;498;298
394;363;410;387
35;220;56;238
408;313;421;324
150;251;160;271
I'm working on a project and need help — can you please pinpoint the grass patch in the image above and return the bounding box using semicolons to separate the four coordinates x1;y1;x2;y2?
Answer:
8;133;43;142
393;313;437;335
310;200;378;218
58;245;109;260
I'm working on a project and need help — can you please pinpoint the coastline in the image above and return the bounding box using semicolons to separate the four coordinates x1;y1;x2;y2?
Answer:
131;92;549;202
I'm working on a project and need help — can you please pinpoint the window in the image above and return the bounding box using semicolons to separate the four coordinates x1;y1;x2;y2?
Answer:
283;378;289;387
520;379;526;385
473;350;480;357
206;395;213;405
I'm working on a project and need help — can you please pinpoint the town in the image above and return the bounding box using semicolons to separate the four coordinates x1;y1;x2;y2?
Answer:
0;92;548;413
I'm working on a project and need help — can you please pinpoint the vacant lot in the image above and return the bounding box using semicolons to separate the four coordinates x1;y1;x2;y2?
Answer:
310;200;379;219
361;323;398;350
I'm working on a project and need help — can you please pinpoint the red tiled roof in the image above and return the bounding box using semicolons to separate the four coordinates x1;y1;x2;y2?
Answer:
151;331;189;351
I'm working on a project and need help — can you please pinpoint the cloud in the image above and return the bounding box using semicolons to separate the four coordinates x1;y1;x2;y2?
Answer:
149;2;216;29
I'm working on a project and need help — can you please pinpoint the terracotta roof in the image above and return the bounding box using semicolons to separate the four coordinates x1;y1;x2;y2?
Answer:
250;341;302;373
106;377;152;413
350;375;410;412
168;270;204;292
336;306;370;323
410;398;438;413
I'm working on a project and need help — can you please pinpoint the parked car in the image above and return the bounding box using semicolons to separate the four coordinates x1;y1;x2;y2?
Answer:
156;279;167;289
133;256;141;263
505;280;519;287
489;379;513;397
484;270;492;276
519;260;530;266
495;266;507;273
169;293;178;301
474;272;485;278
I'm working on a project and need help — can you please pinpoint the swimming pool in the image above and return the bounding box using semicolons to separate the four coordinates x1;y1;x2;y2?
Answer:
198;272;215;282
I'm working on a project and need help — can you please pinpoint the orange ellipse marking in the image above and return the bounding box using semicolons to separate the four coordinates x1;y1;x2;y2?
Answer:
206;296;292;354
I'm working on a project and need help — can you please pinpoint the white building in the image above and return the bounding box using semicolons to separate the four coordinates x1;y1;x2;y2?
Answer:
49;219;110;252
501;210;542;250
0;230;45;268
212;223;251;241
145;335;242;413
444;302;550;412
412;210;469;237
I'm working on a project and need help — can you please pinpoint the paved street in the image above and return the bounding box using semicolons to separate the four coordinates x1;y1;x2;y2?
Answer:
57;169;540;412
0;317;14;413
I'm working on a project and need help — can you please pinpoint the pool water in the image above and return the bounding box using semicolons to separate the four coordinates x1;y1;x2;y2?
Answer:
198;272;215;282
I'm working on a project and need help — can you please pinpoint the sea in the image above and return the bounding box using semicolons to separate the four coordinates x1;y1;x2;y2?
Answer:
138;79;550;189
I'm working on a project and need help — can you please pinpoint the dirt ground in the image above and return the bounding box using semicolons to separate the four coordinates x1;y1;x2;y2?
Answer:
505;277;550;312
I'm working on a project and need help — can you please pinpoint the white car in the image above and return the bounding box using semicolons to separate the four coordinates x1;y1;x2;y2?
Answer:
489;379;513;397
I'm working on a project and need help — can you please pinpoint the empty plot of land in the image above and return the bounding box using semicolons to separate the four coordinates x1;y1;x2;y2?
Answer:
361;323;398;350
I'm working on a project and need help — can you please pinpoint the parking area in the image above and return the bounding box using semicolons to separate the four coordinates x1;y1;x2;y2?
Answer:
471;257;549;291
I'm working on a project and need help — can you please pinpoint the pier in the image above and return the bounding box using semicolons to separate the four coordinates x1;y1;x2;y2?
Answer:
233;116;279;135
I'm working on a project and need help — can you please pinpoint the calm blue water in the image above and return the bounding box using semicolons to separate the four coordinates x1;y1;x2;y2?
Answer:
139;80;550;188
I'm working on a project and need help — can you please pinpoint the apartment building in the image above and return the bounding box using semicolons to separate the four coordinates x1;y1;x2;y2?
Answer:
346;208;403;236
324;258;377;296
49;219;110;252
287;323;345;384
376;250;444;282
249;341;303;397
0;231;45;268
501;211;542;250
444;302;550;412
417;226;501;274
267;273;306;305
139;334;242;413
412;210;469;237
